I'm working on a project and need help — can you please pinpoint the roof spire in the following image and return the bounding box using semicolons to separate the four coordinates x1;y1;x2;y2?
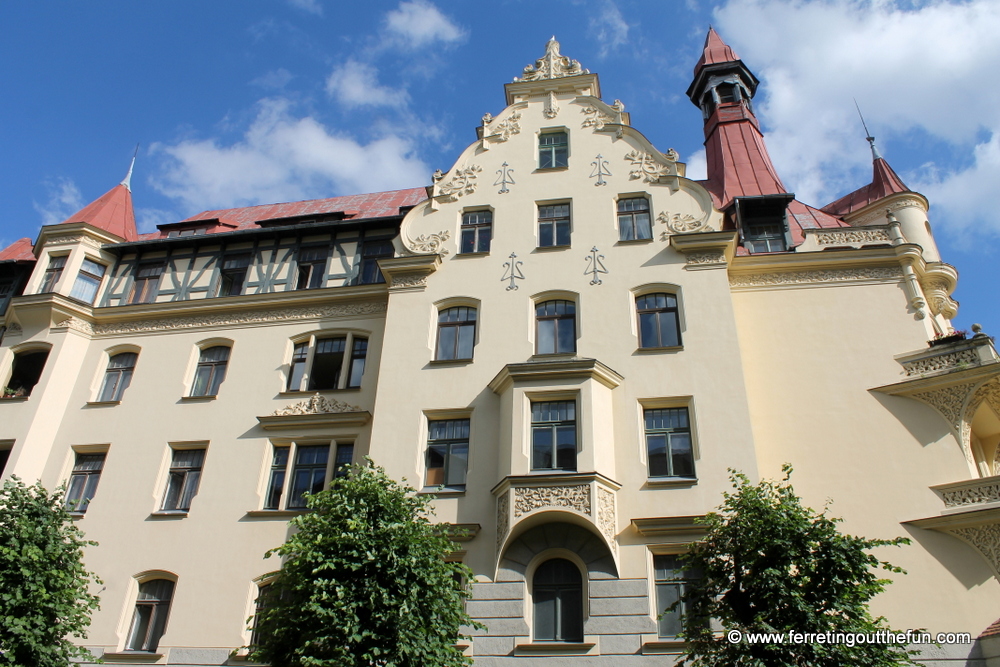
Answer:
854;100;882;161
121;144;139;191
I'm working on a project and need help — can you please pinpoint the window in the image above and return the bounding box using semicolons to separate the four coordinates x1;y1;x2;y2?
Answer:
645;408;694;478
98;352;137;402
217;253;252;297
126;579;174;652
333;442;354;479
356;239;393;285
190;346;230;397
533;559;583;642
425;419;469;489
716;82;737;104
538;204;571;248
161;448;205;512
286;334;367;392
70;258;106;303
251;583;275;649
654;555;701;638
296;247;328;290
618;198;652;241
6;349;49;397
745;221;787;253
288;445;328;508
0;447;9;474
65;452;105;514
636;293;681;349
39;256;67;293
539;131;568;169
535;300;575;355
436;307;477;361
264;443;347;510
129;263;164;304
531;401;576;471
460;211;492;254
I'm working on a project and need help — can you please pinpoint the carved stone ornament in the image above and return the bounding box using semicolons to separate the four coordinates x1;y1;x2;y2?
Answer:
46;234;104;249
496;492;510;551
3;322;22;335
729;266;903;288
922;279;959;319
597;487;617;554
409;230;451;256
581;104;616;131
948;524;1000;576
912;382;979;434
543;91;560;119
435;165;482;203
513;484;590;517
57;302;386;337
940;482;1000;508
658;211;712;235
665;148;680;162
902;348;980;377
848;198;927;227
624;150;670;183
389;273;428;289
272;393;362;416
514;37;588;81
815;229;891;245
687;251;727;265
486;112;522;142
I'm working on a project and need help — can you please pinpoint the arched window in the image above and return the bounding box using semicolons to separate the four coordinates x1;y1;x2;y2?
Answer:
535;300;576;355
636;293;681;348
126;579;175;652
533;558;583;642
5;348;50;397
436;307;477;361
190;346;230;397
99;352;137;402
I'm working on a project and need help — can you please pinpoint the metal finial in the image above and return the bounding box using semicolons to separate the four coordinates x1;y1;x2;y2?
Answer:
854;99;882;161
121;143;139;191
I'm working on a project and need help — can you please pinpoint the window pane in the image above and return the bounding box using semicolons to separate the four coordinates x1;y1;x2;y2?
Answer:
658;312;679;347
534;588;557;640
537;319;555;354
670;433;694;477
308;338;345;390
647;434;669;477
556;318;575;353
437;326;457;361
656;582;683;637
539;221;554;247
348;338;367;388
532;427;553;469
456;324;475;359
191;365;212;397
426;446;446;486
126;605;153;651
70;274;101;303
555;220;571;246
447;444;469;486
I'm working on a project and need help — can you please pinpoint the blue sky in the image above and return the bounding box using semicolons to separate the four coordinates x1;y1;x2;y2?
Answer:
1;0;998;335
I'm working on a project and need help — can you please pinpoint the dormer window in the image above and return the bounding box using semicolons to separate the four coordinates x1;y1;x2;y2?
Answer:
717;83;737;105
733;194;794;254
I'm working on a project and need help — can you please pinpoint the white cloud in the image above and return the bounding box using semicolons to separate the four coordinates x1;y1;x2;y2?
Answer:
714;0;1000;230
589;2;630;57
149;98;428;214
917;131;1000;237
383;0;465;49
287;0;322;15
685;148;707;182
252;68;295;91
135;207;179;234
326;61;409;108
33;177;85;226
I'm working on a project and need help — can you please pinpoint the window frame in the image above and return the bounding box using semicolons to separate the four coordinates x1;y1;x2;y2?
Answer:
617;197;653;242
295;246;329;290
285;332;368;392
532;557;584;643
424;418;470;490
534;299;576;355
65;451;106;514
644;406;695;479
38;254;68;294
435;306;477;361
125;578;175;653
459;210;493;254
538;130;569;170
70;257;107;304
5;347;51;398
635;292;682;350
537;203;572;248
530;400;578;472
129;262;165;305
160;447;206;513
263;440;352;511
189;345;231;398
98;351;138;403
216;253;253;297
652;553;702;639
355;237;394;285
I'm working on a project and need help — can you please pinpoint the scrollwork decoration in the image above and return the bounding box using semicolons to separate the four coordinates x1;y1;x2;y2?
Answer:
272;393;362;416
435;165;482;203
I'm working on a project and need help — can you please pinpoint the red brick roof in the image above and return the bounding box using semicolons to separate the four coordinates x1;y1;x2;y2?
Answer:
0;237;34;262
821;157;910;217
60;183;137;242
138;187;427;240
694;26;741;76
980;617;1000;639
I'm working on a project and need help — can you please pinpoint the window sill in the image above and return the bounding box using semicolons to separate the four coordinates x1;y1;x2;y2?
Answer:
635;345;683;353
455;251;490;258
86;400;121;407
427;358;473;366
244;509;309;518
641;639;686;654
278;389;360;397
645;477;698;488
100;652;164;662
534;244;571;251
67;512;86;520
616;237;654;245
514;641;597;656
530;352;577;360
181;394;217;401
0;396;29;402
149;510;189;519
419;487;466;496
534;166;570;173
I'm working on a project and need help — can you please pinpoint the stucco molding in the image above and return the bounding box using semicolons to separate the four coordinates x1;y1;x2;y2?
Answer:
514;37;588;81
940;482;1000;508
44;234;105;250
597;486;617;555
513;484;591;517
624;150;672;184
846;195;928;228
729;266;903;288
409;231;451;257
581;104;616;131
815;228;891;246
686;251;727;266
496;492;510;552
271;393;362;416
947;524;1000;578
433;165;482;203
658;210;713;236
902;347;981;378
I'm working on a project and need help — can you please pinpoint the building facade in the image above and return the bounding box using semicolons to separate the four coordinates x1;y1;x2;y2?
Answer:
1;31;999;666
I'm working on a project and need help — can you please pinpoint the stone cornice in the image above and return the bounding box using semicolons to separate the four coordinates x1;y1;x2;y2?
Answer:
34;221;126;254
490;471;622;497
843;192;929;227
670;230;736;269
488;357;624;394
631;515;708;538
378;254;441;292
729;245;908;289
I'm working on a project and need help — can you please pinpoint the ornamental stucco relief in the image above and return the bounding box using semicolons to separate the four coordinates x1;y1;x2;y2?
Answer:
948;524;1000;577
496;492;510;551
815;229;891;245
581;104;615;131
435;165;482;203
4;322;23;335
902;348;980;377
914;382;978;434
514;37;588;81
513;484;590;517
389;273;428;289
686;251;727;265
729;267;903;288
46;234;105;249
408;231;450;256
486;112;521;142
624;150;670;184
597;487;617;554
658;211;712;235
271;393;362;416
940;482;1000;508
543;91;560;119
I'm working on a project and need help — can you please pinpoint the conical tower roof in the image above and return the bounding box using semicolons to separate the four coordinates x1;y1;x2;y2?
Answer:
59;180;137;242
693;26;741;76
821;150;909;218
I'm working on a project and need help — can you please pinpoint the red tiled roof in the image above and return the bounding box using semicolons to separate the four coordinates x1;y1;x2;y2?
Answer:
61;183;137;242
703;112;788;211
821;158;910;217
980;617;1000;639
694;27;741;76
0;237;35;262
138;187;428;240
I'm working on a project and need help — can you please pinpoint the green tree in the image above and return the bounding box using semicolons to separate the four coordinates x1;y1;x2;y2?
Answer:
678;465;918;667
0;476;101;667
249;462;482;667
